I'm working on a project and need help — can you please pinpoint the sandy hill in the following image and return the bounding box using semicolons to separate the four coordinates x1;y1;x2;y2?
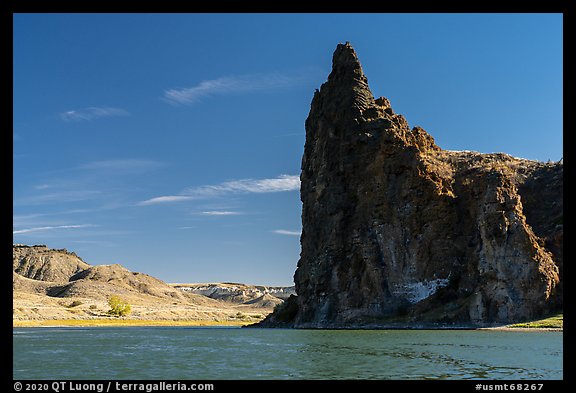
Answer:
12;245;284;324
13;245;90;282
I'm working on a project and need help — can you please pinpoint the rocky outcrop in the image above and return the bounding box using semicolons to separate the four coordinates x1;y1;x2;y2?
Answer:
243;294;284;309
12;245;198;301
13;244;90;283
53;264;189;301
173;282;295;304
259;43;562;328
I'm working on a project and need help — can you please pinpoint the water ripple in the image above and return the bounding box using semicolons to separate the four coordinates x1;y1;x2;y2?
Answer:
13;328;562;380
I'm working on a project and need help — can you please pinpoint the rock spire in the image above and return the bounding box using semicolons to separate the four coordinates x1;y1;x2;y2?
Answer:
259;43;562;328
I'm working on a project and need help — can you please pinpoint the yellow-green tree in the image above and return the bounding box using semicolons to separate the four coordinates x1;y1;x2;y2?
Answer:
107;295;131;317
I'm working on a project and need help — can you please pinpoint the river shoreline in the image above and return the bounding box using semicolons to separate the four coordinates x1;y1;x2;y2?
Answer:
478;326;562;332
13;319;562;331
12;319;251;328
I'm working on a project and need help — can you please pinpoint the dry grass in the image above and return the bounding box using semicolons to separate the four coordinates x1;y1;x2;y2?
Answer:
506;313;563;329
13;318;252;328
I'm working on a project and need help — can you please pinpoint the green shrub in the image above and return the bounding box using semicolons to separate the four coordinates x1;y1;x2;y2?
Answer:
107;295;132;317
67;300;83;308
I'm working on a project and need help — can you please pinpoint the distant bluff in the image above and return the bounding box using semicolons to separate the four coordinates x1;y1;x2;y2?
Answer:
12;244;190;301
259;43;562;328
13;245;90;283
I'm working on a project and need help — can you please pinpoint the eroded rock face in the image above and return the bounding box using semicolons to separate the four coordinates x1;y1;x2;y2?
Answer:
13;245;90;283
13;246;195;302
261;43;561;328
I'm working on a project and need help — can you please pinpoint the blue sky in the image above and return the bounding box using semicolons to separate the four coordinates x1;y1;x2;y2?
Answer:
13;13;563;286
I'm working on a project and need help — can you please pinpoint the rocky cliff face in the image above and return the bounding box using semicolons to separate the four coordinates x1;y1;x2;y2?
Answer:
261;43;562;328
13;245;90;283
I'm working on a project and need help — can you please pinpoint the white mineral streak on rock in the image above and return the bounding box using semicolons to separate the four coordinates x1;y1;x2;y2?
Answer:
394;278;450;303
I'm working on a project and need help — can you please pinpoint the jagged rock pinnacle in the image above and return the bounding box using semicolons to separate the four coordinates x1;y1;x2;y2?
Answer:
257;43;561;329
314;42;375;116
330;42;365;81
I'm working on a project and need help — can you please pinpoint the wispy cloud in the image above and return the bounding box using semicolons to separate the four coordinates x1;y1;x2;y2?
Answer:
200;211;241;216
14;190;103;206
138;196;196;206
163;71;313;105
185;175;300;196
273;229;301;236
13;224;95;235
60;107;129;122
138;174;300;206
13;210;96;228
15;158;166;210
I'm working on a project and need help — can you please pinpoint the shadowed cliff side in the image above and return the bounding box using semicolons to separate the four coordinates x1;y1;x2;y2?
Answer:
257;42;562;328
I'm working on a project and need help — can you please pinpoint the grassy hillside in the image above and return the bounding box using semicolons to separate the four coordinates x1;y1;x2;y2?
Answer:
507;313;563;329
